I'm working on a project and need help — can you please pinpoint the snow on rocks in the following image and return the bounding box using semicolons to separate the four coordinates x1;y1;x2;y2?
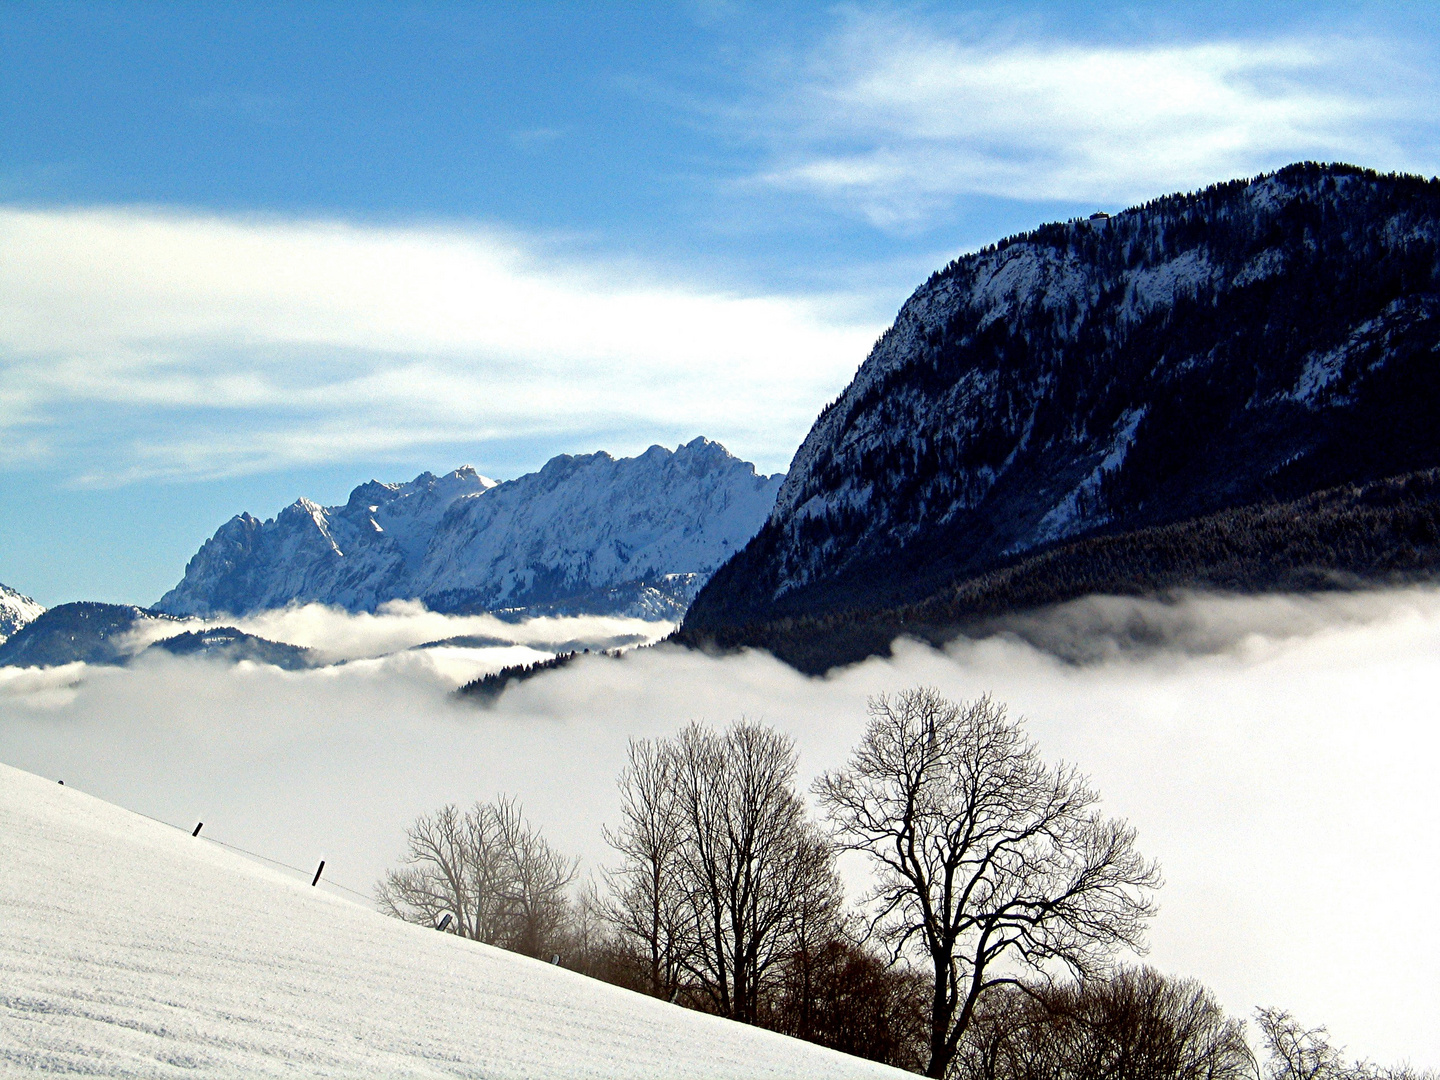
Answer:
0;761;904;1079
0;584;44;646
156;439;783;620
741;164;1440;605
414;439;782;615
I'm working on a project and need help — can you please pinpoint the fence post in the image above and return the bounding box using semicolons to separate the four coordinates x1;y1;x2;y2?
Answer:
311;859;325;886
192;822;204;837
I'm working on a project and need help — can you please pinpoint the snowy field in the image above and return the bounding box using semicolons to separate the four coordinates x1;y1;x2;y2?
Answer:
2;592;1438;1068
0;762;907;1078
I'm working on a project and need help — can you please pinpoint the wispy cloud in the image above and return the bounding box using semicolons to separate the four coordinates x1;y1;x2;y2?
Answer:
0;207;882;483
509;126;567;150
752;14;1439;228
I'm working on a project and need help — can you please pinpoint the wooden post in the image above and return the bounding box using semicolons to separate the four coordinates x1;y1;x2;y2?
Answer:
311;859;325;886
192;822;204;837
436;913;453;932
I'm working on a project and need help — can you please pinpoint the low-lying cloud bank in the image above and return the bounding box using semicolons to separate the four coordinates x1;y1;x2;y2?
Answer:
1;588;1436;1065
117;600;674;667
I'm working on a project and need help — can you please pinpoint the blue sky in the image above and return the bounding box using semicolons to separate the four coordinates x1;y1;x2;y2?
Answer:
3;1;1438;606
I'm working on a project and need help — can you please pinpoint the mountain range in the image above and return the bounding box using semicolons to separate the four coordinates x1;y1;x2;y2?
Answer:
158;437;782;621
680;164;1440;670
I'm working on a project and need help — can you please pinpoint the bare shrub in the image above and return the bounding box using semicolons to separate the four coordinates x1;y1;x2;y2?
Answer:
952;967;1254;1080
377;795;576;960
767;932;931;1072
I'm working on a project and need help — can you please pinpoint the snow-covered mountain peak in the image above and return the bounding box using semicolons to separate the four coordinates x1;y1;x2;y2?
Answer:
0;581;45;644
157;441;781;619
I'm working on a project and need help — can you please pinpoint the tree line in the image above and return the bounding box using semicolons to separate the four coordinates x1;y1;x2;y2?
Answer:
676;464;1440;675
377;688;1431;1079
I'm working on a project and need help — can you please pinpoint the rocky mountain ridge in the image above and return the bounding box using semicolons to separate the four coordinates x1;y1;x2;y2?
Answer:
0;582;45;644
158;438;783;620
682;163;1440;662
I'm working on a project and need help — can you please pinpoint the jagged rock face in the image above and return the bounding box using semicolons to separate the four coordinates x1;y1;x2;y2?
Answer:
414;440;782;614
0;583;45;645
157;439;783;619
157;468;494;616
687;164;1440;629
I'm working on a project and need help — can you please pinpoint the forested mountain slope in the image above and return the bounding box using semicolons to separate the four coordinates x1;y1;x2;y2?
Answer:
682;164;1440;668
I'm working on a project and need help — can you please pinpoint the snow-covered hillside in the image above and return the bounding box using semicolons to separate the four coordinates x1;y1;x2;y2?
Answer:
0;583;44;645
0;761;903;1078
158;438;782;620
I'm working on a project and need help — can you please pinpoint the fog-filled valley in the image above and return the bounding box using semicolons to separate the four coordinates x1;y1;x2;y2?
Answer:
2;588;1435;1065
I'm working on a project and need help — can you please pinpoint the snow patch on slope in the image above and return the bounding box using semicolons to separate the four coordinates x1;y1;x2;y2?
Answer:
1123;250;1215;320
1028;407;1147;549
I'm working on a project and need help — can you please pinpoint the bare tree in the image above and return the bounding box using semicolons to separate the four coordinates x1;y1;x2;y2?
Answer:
377;795;576;959
604;720;843;1025
603;737;687;999
670;720;843;1024
815;688;1161;1078
502;801;578;959
1257;1008;1353;1080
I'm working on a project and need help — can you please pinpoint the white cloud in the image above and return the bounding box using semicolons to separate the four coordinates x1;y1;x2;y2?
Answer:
1;588;1437;1065
0;206;883;481
157;601;673;666
755;15;1439;228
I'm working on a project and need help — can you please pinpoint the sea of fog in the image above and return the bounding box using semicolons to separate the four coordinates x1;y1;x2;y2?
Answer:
1;590;1437;1066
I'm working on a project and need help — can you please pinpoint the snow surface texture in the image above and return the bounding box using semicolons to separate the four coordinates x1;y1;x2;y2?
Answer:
157;439;782;620
0;762;904;1079
0;584;43;646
